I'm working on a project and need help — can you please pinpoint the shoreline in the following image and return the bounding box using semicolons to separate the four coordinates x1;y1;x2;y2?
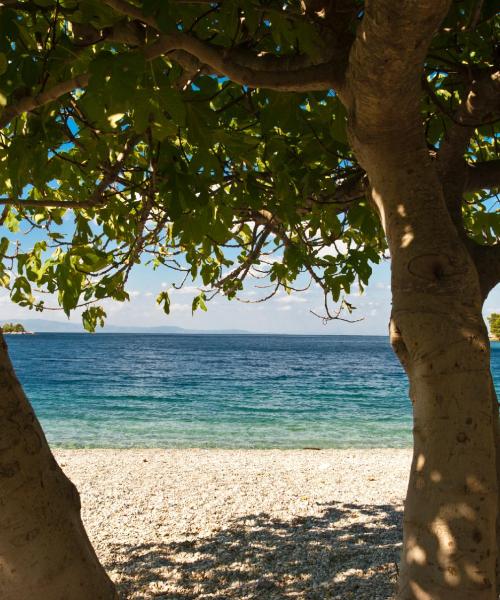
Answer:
56;448;412;599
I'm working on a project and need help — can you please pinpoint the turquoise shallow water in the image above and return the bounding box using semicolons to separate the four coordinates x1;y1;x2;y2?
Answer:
6;334;500;449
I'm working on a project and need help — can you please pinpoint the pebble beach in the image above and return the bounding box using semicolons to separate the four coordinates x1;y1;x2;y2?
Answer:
55;449;412;600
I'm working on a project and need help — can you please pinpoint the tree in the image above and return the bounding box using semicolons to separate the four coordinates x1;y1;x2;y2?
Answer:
1;321;27;332
0;0;498;598
490;314;500;340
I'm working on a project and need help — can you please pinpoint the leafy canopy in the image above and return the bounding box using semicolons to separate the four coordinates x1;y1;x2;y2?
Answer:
0;0;498;330
1;322;27;333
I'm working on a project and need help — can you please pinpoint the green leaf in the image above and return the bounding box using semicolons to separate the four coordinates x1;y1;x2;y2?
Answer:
150;110;177;141
82;306;107;332
161;87;186;126
330;102;348;146
156;290;171;314
192;292;207;314
4;210;20;233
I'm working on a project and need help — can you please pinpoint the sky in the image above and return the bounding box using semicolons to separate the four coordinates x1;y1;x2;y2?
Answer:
1;255;499;335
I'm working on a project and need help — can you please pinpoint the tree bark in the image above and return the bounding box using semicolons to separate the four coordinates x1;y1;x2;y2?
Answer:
349;118;500;598
392;302;496;600
347;119;498;597
338;0;500;594
0;333;116;600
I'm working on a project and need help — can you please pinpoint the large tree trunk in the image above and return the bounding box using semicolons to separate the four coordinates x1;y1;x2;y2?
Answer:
0;333;116;599
337;0;499;588
346;115;498;595
368;152;498;598
391;296;497;599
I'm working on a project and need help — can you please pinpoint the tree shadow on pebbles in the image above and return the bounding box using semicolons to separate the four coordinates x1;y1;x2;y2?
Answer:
106;502;403;600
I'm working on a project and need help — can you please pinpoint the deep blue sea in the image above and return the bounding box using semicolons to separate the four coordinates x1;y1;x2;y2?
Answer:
5;334;500;449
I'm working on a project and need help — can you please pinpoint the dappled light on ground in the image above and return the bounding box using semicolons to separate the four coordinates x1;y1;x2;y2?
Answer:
56;449;411;600
106;502;401;599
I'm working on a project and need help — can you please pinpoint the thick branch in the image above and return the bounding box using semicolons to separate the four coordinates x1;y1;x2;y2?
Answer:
465;159;500;193
0;17;150;130
344;0;451;139
471;243;500;300
438;69;500;217
342;0;456;265
227;47;325;72
0;28;341;130
0;31;194;130
104;0;345;91
439;70;500;171
162;33;339;91
0;74;89;130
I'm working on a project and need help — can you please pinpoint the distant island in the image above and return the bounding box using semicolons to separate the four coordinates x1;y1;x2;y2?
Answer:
1;322;34;335
489;313;500;341
0;318;251;335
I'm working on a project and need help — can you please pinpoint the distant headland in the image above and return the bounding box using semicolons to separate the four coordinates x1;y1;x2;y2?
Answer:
1;323;34;335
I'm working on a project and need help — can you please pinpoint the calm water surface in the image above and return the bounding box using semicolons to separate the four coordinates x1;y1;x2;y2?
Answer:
6;334;500;449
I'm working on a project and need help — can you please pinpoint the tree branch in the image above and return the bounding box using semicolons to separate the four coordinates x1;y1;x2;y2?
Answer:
103;0;345;91
0;133;137;211
307;172;366;208
0;74;89;130
0;15;151;130
162;32;339;90
0;31;195;130
344;0;452;138
439;70;500;170
437;69;500;224
0;14;344;130
213;225;272;291
87;134;139;204
0;198;93;209
471;243;500;300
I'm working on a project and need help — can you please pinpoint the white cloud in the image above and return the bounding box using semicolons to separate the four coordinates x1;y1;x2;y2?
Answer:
2;251;497;335
171;285;201;296
276;294;307;304
170;303;191;313
317;241;349;258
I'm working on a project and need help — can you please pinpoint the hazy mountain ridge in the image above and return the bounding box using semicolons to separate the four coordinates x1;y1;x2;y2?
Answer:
2;319;250;334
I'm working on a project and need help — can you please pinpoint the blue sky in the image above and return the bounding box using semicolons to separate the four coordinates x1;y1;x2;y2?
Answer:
1;255;499;334
1;207;498;334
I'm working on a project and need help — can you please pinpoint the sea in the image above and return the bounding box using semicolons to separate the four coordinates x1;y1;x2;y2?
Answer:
6;334;500;449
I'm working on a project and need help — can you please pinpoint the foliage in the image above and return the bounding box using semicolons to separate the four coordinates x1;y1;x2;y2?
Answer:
0;1;497;330
489;313;500;339
1;322;27;333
